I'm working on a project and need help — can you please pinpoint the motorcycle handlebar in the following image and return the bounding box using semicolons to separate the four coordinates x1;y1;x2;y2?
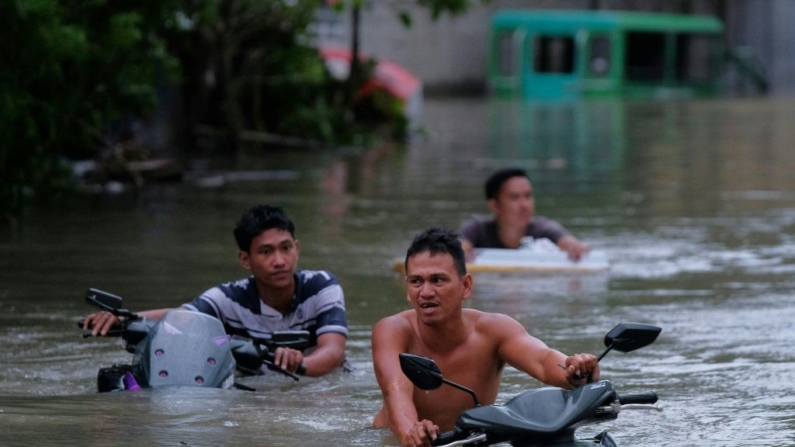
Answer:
77;319;125;337
231;337;305;380
619;391;658;405
432;428;466;446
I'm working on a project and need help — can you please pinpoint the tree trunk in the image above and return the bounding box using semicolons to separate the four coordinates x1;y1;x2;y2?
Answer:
346;4;361;109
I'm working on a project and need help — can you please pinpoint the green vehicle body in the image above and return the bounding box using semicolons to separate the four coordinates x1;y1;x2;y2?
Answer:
488;10;725;100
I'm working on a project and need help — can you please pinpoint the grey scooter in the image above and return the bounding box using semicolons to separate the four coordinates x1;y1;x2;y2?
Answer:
400;323;663;447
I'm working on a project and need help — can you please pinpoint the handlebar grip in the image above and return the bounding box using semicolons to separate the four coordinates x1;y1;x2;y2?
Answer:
432;428;465;446
77;319;124;337
619;391;658;405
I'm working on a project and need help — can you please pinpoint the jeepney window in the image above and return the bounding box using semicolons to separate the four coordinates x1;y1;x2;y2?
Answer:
496;32;515;75
589;36;611;76
676;34;716;82
533;36;575;74
625;32;665;81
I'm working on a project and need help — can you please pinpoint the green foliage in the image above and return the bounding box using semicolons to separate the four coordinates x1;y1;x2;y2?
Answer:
166;0;370;147
1;0;484;220
395;0;490;27
417;0;480;19
0;0;179;219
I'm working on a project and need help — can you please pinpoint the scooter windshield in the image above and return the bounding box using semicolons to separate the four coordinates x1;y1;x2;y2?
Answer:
132;310;236;389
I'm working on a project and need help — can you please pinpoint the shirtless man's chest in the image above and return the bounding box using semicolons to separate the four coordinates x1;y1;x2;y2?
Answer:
406;320;505;430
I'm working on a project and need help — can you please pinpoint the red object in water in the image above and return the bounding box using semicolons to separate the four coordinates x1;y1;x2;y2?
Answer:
319;46;422;101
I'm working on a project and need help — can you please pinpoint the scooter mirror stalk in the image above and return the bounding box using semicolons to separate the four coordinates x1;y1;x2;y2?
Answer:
399;353;480;407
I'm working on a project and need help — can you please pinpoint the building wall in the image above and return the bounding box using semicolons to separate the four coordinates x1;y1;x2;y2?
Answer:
723;0;795;94
318;0;794;95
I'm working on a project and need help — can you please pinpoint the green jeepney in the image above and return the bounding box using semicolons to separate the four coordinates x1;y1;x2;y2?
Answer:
488;10;726;99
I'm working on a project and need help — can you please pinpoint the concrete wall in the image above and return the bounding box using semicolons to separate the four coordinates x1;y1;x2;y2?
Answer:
317;0;794;95
723;0;795;94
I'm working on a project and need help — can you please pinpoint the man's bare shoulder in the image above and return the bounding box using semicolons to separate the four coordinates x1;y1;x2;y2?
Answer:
462;308;518;323
463;309;523;335
373;310;415;335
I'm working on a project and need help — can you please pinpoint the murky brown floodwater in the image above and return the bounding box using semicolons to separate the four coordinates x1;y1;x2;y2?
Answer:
1;96;795;446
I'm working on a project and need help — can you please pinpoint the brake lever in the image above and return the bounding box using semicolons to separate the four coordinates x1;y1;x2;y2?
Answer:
258;343;306;380
261;359;300;381
77;319;91;338
434;433;487;447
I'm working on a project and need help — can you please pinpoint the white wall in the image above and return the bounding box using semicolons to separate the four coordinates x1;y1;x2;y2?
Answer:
317;0;794;94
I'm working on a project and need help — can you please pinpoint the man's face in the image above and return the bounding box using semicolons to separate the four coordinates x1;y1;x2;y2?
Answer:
239;228;300;289
405;251;472;326
489;176;534;227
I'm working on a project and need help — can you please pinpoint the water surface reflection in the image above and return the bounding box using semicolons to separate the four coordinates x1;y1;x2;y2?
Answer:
1;97;794;446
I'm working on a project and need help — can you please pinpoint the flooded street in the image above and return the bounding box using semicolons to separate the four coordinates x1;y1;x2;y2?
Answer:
1;96;795;446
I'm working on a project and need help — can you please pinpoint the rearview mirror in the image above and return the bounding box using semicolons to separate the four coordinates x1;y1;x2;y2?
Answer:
399;353;481;406
85;288;137;318
597;322;661;360
605;323;661;353
399;353;444;390
85;288;123;312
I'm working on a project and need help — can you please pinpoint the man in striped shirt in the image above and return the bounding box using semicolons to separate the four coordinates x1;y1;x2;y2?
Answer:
83;205;347;377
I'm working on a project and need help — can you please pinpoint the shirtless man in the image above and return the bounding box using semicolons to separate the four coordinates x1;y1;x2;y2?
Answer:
458;168;589;261
372;227;599;447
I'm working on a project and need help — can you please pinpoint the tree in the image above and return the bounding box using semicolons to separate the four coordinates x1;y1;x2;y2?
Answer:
0;0;488;221
0;0;179;220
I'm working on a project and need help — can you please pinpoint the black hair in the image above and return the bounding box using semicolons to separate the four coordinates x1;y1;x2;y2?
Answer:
484;168;530;200
233;205;296;252
404;227;467;277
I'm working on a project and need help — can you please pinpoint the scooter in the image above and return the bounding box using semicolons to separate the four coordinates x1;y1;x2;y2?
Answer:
78;288;309;392
399;323;663;447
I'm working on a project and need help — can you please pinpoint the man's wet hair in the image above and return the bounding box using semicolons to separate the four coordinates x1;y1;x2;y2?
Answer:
484;168;530;200
234;205;296;252
405;227;467;277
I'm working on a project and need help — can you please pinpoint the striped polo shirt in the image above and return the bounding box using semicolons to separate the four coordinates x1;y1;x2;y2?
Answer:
183;270;347;348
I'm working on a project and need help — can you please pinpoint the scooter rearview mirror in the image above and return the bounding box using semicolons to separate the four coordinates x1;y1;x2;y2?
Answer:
86;288;123;312
399;353;481;407
597;323;662;361
85;288;137;318
399;353;443;390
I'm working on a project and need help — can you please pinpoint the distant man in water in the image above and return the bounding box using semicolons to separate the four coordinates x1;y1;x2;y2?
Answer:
458;167;589;261
371;227;599;447
82;204;348;377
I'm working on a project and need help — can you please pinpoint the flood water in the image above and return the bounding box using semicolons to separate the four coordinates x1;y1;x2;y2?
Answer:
2;96;795;446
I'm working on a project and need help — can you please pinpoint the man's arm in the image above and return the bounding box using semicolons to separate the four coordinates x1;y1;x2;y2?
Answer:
274;332;346;377
460;238;476;262
372;316;439;447
457;216;481;262
82;308;174;337
493;314;599;389
282;281;348;376
556;235;590;262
